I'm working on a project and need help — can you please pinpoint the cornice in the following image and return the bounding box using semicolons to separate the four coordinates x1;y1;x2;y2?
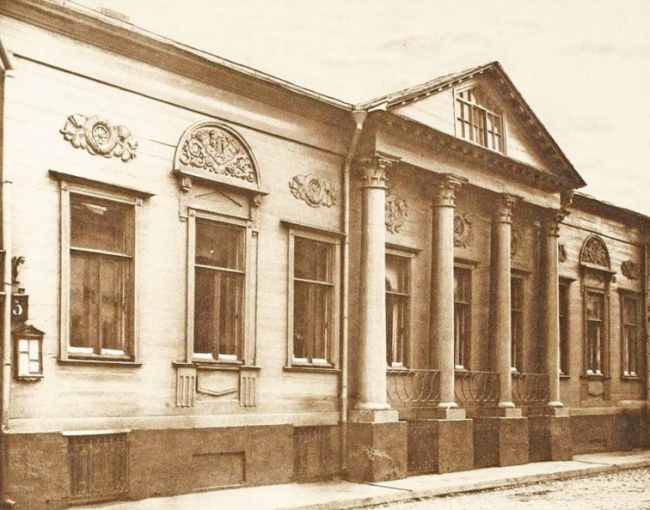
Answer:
362;63;585;190
0;0;351;125
379;112;575;193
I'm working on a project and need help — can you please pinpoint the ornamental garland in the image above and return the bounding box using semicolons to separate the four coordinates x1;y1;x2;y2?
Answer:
60;114;138;162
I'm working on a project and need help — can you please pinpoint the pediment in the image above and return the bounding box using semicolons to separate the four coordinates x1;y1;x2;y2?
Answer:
362;62;585;190
173;121;264;195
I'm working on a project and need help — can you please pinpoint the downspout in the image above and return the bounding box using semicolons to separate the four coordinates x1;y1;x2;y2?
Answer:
340;109;367;474
0;38;14;506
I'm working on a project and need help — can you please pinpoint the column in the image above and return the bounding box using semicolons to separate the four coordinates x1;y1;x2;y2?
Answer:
493;194;519;409
541;209;566;408
352;152;399;421
430;174;467;411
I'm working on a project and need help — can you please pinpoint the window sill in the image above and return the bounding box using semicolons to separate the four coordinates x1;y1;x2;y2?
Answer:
454;369;472;378
620;375;644;381
173;360;260;372
580;373;610;381
560;374;572;380
284;365;340;374
59;357;141;367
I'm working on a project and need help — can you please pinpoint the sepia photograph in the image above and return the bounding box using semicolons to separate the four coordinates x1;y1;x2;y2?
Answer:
0;1;649;508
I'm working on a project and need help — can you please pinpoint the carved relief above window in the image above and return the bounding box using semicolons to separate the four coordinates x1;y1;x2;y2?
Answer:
558;244;567;263
510;228;522;258
60;114;138;162
621;260;640;280
385;190;408;234
453;214;473;248
173;122;264;196
580;235;610;269
289;174;337;208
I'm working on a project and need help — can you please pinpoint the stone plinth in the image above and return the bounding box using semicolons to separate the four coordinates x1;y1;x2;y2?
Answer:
346;421;408;482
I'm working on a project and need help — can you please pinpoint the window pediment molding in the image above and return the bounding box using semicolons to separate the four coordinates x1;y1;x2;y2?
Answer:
173;121;266;196
580;235;611;270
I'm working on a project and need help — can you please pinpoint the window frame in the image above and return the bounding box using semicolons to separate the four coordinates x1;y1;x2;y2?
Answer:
510;274;525;373
58;178;145;364
583;287;608;377
287;227;341;369
453;264;472;371
558;278;572;376
454;84;506;154
186;209;254;366
385;249;413;368
619;291;643;379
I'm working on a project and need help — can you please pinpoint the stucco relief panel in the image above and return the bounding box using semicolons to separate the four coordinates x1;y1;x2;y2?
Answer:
60;114;138;161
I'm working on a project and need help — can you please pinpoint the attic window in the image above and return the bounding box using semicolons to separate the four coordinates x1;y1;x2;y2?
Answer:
456;88;503;153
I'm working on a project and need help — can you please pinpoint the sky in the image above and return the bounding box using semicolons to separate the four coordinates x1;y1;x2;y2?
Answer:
70;0;650;215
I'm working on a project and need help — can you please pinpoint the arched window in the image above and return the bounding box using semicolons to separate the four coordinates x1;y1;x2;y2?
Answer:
455;86;504;153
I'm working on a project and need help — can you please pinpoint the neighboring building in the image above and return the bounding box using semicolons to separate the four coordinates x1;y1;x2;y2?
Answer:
0;1;647;508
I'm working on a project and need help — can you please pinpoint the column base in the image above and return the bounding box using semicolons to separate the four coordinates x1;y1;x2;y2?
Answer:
529;411;573;462
497;416;529;466
346;421;407;482
473;414;528;468
407;419;473;475
349;408;399;423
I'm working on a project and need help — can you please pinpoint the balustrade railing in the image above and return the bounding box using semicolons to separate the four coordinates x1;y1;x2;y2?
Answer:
454;371;500;407
512;373;549;407
386;368;440;406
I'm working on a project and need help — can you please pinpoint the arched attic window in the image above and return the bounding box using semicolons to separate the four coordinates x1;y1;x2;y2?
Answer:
455;86;504;154
579;235;614;377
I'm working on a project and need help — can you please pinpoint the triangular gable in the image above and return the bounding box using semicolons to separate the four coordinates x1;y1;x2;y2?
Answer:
358;62;586;189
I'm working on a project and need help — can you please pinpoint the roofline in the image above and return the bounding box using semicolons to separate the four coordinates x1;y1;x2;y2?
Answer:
2;1;589;192
355;61;498;111
1;0;354;112
572;191;650;224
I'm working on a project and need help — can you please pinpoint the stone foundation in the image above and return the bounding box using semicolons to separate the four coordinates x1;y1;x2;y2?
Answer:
3;424;306;510
346;421;407;482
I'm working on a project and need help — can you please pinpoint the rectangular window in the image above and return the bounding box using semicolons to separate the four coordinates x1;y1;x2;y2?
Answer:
454;267;471;369
386;254;410;367
621;294;641;377
559;281;570;375
456;88;504;153
585;290;605;375
69;194;134;359
291;235;338;366
511;277;524;372
193;219;245;361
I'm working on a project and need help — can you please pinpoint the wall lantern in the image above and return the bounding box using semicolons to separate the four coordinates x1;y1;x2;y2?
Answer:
13;324;44;381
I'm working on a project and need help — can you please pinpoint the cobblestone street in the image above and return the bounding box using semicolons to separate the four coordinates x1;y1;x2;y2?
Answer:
370;468;650;510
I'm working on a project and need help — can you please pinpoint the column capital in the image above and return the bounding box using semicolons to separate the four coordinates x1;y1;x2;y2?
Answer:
494;193;521;224
431;174;468;207
353;152;400;189
541;208;569;237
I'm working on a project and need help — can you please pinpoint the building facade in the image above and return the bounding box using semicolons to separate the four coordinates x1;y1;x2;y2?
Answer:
0;1;647;508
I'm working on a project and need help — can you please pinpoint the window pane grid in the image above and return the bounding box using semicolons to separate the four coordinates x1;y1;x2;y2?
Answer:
454;267;471;369
386;255;410;367
622;296;640;376
510;278;524;371
293;237;335;365
456;89;503;153
559;283;570;375
69;192;134;360
194;221;246;361
585;291;605;375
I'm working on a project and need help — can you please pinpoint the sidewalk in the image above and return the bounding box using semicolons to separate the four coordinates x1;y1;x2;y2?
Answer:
81;450;650;510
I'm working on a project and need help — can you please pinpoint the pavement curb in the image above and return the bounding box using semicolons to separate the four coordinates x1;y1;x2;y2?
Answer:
283;458;650;510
